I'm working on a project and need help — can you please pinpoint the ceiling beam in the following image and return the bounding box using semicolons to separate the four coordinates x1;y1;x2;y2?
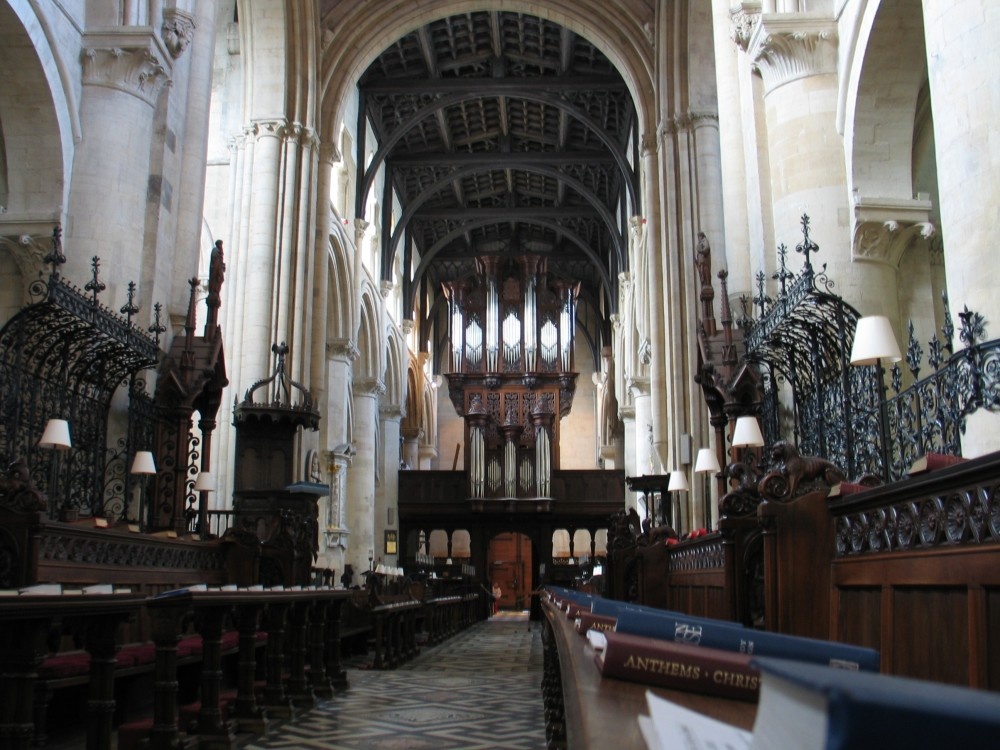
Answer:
388;151;616;167
360;75;627;95
413;206;600;220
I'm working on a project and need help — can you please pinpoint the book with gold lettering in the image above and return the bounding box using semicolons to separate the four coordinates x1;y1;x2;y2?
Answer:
574;611;617;636
592;629;760;702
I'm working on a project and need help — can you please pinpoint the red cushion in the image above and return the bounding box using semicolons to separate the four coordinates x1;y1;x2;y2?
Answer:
117;642;156;668
39;652;90;679
117;717;154;750
178;634;203;658
220;630;239;651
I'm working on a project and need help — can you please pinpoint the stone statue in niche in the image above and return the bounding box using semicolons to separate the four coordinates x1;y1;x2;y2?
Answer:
695;232;712;289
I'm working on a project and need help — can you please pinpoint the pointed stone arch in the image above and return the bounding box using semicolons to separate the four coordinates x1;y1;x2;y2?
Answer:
355;278;385;383
317;0;657;171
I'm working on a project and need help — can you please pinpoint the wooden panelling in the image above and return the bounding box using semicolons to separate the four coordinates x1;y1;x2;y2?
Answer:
891;586;969;686
834;586;881;653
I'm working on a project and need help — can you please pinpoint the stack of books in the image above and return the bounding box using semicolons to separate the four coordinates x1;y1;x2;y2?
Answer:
544;588;1000;748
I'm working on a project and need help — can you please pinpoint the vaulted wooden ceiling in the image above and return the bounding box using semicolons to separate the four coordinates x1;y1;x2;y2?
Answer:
355;11;638;347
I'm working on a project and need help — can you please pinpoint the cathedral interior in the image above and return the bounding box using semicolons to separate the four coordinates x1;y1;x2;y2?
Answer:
0;0;998;747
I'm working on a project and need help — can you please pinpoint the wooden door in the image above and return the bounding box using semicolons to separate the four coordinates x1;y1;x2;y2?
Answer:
488;532;532;610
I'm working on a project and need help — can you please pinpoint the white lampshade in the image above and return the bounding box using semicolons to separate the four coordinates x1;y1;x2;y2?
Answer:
850;315;902;366
193;471;215;492
39;419;72;450
130;451;157;475
732;416;765;448
694;448;721;474
667;470;689;492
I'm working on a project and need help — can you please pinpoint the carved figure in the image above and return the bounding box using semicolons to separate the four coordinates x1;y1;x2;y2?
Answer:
0;461;46;512
695;232;712;288
769;440;845;496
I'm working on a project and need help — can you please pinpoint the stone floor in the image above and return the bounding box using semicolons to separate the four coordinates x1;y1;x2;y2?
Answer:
242;611;546;750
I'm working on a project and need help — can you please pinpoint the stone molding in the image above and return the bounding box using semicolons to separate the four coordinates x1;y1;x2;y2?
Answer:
747;15;837;95
81;35;170;107
379;280;394;298
161;8;195;59
660;111;719;138
852;195;935;268
627;376;651;398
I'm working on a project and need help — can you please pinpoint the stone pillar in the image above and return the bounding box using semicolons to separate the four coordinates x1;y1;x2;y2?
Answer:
171;5;216;293
238;119;284;380
68;33;170;291
400;426;421;469
748;14;898;316
377;406;402;565
725;1;773;289
630;377;654;479
345;378;381;576
621;403;637;511
921;0;1000;455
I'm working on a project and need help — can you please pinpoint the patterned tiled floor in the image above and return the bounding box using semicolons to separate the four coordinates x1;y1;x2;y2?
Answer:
243;612;545;749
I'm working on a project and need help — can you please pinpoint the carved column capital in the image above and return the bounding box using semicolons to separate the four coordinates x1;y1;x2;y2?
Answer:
730;2;762;52
380;404;403;421
251;119;286;141
353;378;386;397
328;338;360;362
379;280;394;298
748;16;838;95
627;376;651;398
852;195;936;268
81;35;170;107
161;8;196;59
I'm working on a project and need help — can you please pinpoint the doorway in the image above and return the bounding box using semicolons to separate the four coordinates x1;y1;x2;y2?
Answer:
488;532;533;612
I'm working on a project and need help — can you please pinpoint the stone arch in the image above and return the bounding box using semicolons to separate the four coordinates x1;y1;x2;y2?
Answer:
846;0;930;205
355;278;385;383
317;0;657;186
325;228;356;342
0;0;75;225
382;325;406;412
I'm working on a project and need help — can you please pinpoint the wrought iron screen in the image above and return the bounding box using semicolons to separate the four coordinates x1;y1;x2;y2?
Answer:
740;216;1000;483
0;228;161;519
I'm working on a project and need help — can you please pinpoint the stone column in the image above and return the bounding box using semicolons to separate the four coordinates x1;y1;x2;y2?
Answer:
630;377;654;479
171;5;216;291
725;1;774;289
621;403;638;511
238;119;284;380
921;0;1000;455
748;14;898;316
345;378;381;576
68;33;170;291
400;426;421;469
377;406;402;565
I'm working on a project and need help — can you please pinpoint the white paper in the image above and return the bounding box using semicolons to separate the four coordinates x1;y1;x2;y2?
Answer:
643;691;753;750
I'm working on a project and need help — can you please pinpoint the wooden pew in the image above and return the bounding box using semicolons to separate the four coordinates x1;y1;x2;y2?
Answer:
0;592;145;750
